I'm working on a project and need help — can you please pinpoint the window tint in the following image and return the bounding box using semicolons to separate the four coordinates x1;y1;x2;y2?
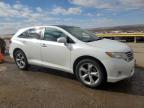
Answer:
18;28;42;39
44;28;67;42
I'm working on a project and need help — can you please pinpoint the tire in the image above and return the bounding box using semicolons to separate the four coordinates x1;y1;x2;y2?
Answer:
14;50;29;70
75;59;105;88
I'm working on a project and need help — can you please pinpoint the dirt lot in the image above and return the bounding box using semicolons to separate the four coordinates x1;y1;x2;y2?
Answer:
0;57;143;108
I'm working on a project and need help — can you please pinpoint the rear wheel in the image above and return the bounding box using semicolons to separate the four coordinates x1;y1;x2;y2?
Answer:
14;50;29;70
75;59;105;88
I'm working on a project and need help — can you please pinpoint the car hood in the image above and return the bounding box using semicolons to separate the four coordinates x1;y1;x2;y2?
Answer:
87;39;131;52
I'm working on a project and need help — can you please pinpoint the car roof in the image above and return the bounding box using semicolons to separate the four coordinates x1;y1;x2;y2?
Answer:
14;25;80;37
19;25;79;30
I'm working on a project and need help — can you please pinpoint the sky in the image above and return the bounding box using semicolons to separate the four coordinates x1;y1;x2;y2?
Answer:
0;0;144;34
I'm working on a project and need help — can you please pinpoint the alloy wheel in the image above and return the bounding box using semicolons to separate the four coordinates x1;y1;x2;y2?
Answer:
79;63;100;86
15;52;26;69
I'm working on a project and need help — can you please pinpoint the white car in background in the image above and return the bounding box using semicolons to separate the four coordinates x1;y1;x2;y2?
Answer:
9;25;135;88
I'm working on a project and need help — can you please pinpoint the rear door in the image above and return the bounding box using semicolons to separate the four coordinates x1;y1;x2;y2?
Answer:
17;27;44;64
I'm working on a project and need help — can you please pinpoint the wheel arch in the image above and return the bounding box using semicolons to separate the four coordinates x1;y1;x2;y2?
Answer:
13;48;29;70
73;55;107;81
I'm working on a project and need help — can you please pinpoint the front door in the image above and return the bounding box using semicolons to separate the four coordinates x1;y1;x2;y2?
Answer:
40;27;71;71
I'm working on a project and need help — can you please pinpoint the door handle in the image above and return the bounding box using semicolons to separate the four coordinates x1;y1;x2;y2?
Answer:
41;44;47;47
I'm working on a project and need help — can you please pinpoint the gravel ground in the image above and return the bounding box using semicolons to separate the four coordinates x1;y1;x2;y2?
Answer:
0;57;144;108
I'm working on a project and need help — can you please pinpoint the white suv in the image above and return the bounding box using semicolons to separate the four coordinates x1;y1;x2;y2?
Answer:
9;25;135;87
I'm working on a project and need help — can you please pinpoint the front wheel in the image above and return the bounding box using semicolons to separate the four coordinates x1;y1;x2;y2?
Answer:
76;59;105;88
14;50;29;70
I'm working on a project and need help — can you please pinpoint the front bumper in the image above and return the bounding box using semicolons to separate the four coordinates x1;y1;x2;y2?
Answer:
102;58;135;82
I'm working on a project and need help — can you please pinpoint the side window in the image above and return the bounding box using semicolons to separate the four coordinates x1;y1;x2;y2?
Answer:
27;29;41;39
18;28;42;39
18;31;28;38
43;28;67;42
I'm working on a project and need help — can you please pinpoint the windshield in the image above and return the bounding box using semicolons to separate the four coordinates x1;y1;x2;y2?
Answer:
61;26;101;42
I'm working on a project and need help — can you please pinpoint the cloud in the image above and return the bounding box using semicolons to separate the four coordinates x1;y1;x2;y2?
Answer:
120;0;144;8
0;0;143;35
0;1;50;20
36;7;43;12
0;2;18;17
0;1;82;34
0;1;56;34
51;6;81;15
69;0;144;9
86;13;103;17
69;0;117;9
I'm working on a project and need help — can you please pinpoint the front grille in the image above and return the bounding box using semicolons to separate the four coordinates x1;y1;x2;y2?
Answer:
125;51;134;62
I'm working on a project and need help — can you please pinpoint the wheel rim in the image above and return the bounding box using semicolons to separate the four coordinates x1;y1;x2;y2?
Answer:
15;52;25;68
79;63;100;86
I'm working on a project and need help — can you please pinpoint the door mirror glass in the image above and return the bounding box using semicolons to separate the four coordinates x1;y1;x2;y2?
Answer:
57;37;67;44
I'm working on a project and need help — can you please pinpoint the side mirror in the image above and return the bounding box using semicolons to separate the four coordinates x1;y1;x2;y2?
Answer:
57;37;67;44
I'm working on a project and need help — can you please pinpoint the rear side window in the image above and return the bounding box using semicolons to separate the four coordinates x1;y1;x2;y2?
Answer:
18;31;28;38
18;28;42;39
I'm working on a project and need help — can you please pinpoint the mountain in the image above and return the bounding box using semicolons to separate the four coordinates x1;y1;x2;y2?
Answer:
90;24;144;33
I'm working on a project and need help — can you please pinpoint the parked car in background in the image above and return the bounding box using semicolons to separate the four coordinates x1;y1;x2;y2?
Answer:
9;25;135;88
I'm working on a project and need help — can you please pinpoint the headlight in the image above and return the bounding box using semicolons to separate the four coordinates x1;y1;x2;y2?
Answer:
106;52;128;61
